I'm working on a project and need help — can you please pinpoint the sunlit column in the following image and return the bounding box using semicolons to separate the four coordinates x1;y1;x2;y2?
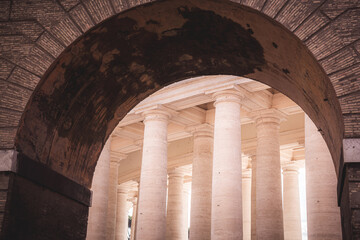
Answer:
305;115;342;240
130;197;138;240
189;124;213;240
282;164;302;240
242;168;251;240
250;155;257;240
115;185;129;240
135;108;171;240
87;140;111;240
211;90;243;240
166;168;185;240
253;109;285;240
183;181;191;239
107;152;126;240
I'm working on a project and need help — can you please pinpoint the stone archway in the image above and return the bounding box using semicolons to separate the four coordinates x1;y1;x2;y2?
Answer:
16;0;342;186
0;0;351;239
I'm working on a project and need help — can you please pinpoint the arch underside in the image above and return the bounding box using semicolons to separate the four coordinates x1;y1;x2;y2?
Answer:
11;0;344;187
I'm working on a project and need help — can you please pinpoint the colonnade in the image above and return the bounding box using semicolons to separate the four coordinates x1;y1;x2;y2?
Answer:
87;90;342;240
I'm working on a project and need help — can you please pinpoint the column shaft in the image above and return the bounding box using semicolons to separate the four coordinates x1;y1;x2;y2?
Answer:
251;156;256;240
183;182;191;240
106;158;121;240
135;110;170;240
115;189;129;240
211;91;243;240
190;126;213;240
255;111;284;239
282;166;302;240
242;171;252;240
166;170;185;240
87;140;110;240
130;198;137;240
305;115;341;240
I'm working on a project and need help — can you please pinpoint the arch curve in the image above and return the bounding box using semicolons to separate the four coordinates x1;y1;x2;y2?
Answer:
15;0;343;187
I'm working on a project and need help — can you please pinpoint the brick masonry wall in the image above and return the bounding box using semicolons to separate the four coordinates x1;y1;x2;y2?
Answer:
340;163;360;239
0;173;89;240
0;0;359;149
0;172;10;234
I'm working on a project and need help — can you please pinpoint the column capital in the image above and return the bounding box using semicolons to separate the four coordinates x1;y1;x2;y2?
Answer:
250;108;287;126
282;162;300;173
134;139;143;148
212;89;245;107
117;183;130;194
110;151;127;164
243;168;252;179
168;167;186;178
243;151;256;166
186;123;213;138
135;104;175;123
129;197;138;205
119;180;139;195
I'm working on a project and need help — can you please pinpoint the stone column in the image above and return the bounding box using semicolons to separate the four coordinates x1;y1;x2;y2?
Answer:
250;155;257;240
166;168;185;240
115;186;129;240
242;168;252;240
183;181;191;240
211;90;243;240
130;197;138;240
305;115;341;240
107;152;126;240
189;124;213;240
87;140;111;240
253;109;285;240
135;109;171;240
282;164;302;240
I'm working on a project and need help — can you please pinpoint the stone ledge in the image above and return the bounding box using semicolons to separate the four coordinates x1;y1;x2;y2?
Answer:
343;138;360;163
0;150;92;207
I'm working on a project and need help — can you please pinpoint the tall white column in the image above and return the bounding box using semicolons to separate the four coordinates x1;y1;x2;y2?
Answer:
242;169;252;240
130;197;137;240
135;109;170;240
250;155;256;240
253;109;285;240
282;164;302;240
305;115;342;240
166;168;185;240
107;152;126;240
183;182;191;240
211;90;243;240
189;124;213;240
87;140;111;240
115;186;129;240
